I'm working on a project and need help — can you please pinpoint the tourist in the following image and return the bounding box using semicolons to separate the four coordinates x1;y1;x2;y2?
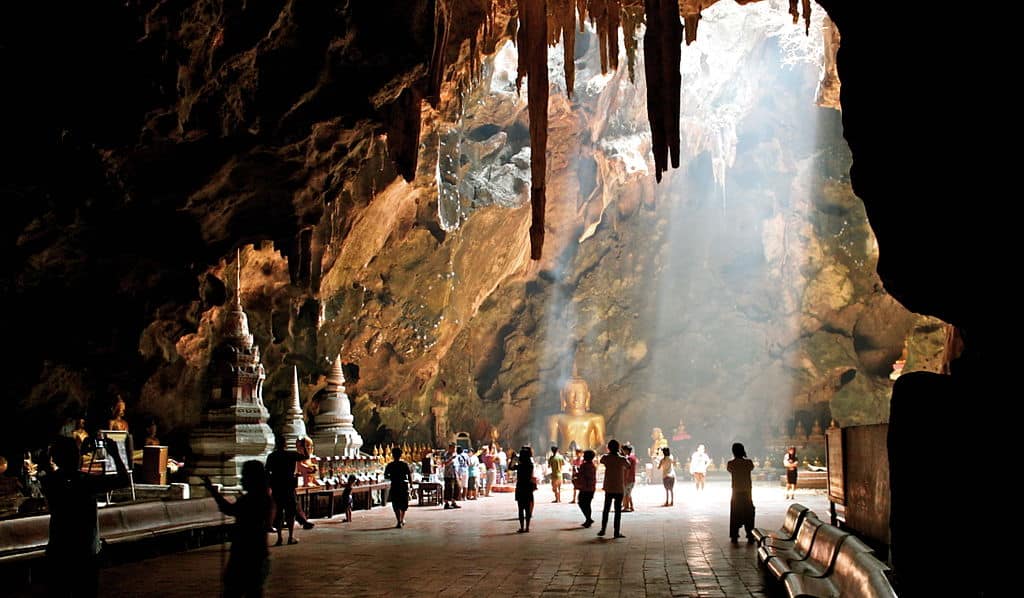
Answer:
495;446;508;483
783;446;799;500
569;448;583;503
384;447;412;528
266;436;304;546
341;474;357;522
482;446;496;496
727;442;755;543
42;435;130;597
659;447;677;506
576;450;597;528
456;447;469;501
547;445;565;503
689;444;711;492
442;443;460;509
466;448;479;500
598;439;628;538
201;461;274;598
421;449;433;480
623;444;638;512
514;446;536;532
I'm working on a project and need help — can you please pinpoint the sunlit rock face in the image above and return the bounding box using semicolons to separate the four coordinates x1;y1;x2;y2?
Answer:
2;1;950;461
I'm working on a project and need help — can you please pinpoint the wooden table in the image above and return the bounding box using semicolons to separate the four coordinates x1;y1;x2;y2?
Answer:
415;481;442;506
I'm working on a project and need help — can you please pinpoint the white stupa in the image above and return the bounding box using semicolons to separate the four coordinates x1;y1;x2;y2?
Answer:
311;355;363;457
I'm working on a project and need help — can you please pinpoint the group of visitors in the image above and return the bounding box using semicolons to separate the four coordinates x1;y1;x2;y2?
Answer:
510;438;760;543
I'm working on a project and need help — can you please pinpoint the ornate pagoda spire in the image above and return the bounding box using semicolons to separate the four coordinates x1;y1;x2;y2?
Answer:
280;366;308;447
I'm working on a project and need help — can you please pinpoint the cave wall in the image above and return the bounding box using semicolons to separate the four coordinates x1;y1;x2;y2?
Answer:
1;1;975;465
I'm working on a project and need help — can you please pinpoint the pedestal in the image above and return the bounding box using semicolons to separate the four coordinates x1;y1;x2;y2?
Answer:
143;445;169;485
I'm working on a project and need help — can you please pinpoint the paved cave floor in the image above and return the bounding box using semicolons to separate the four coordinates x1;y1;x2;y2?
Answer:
25;479;830;597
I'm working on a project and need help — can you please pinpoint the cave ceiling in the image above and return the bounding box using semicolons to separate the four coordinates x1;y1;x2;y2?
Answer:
1;0;983;457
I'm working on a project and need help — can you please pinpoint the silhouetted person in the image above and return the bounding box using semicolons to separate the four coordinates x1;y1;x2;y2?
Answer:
265;436;306;546
514;446;535;532
384;447;412;528
202;461;274;598
598;439;627;539
727;442;755;544
576;450;597;528
41;435;129;598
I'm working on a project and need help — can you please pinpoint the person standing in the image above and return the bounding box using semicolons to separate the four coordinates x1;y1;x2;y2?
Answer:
442;443;460;509
659;447;677;506
598;439;628;539
42;435;130;598
514;446;536;532
266;436;304;546
689;444;711;492
622;444;638;512
576;450;597;527
783;446;799;500
384;447;412;528
727;442;756;544
202;460;275;598
547;446;565;503
482;447;496;496
569;448;583;504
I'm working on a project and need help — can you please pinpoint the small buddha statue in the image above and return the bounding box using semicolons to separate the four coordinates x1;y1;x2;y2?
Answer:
107;396;129;432
794;420;807;440
296;437;320;487
547;364;606;451
649;427;669;461
671;419;691;442
811;419;823;437
71;418;89;451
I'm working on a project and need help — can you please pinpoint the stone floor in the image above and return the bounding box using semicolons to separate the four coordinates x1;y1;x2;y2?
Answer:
18;479;829;597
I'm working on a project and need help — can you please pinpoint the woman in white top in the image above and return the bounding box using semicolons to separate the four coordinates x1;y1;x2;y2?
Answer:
659;447;677;506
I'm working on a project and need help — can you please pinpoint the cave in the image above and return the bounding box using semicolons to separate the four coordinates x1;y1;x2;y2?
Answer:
1;1;994;597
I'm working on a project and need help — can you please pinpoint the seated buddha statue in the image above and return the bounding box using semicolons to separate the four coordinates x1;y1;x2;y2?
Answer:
649;427;669;461
547;365;606;451
107;396;129;432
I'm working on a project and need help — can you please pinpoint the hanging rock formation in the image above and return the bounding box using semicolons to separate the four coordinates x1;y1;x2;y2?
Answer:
643;0;683;182
517;0;549;259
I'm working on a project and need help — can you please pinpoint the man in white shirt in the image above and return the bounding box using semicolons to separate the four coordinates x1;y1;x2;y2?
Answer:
689;444;712;492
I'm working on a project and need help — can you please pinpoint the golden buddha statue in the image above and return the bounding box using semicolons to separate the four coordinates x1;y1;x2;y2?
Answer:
107;396;129;432
649;427;670;460
547;365;605;450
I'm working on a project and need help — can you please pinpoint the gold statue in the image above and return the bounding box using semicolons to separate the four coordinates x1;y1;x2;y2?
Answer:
649;427;669;460
547;365;605;450
107;396;129;432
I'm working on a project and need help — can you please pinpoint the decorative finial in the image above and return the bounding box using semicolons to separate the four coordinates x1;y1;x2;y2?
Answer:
571;360;579;378
235;248;242;307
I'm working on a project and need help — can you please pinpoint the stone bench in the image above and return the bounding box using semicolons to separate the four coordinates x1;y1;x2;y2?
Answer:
752;503;809;546
0;514;49;563
100;498;229;545
756;506;897;597
766;523;848;580
758;512;824;567
782;536;896;598
1;498;230;563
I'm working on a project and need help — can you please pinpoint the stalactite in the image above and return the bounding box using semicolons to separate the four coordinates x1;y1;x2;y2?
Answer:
577;0;588;31
588;0;620;75
801;0;811;35
680;0;707;46
517;0;549;260
549;0;576;98
788;0;799;25
643;0;682;182
427;0;451;107
384;86;423;182
621;3;644;84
